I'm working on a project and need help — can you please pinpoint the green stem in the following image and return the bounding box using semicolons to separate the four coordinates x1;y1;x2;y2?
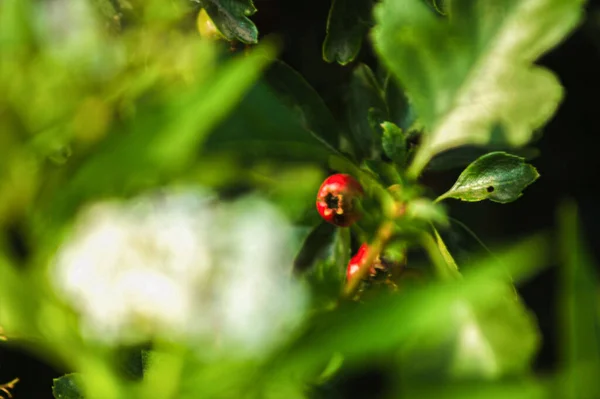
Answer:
421;229;461;280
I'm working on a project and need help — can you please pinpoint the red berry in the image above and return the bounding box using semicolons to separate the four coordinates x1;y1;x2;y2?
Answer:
346;243;376;281
316;174;364;227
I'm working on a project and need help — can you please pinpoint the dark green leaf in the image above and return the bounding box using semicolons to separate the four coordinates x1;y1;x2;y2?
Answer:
384;75;417;132
199;0;258;44
294;221;337;274
381;121;407;165
52;373;84;399
264;61;341;151
373;0;584;177
346;64;388;160
202;82;338;162
437;152;539;203
322;0;375;65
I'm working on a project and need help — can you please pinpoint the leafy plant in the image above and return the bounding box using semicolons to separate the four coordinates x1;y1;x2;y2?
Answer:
0;0;597;398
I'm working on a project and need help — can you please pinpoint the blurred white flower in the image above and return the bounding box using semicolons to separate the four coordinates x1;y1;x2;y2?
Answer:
51;189;306;356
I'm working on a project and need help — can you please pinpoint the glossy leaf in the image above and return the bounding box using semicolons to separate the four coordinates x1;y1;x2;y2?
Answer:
373;0;584;177
437;152;539;203
323;0;375;65
199;0;258;44
381;121;407;165
52;374;84;399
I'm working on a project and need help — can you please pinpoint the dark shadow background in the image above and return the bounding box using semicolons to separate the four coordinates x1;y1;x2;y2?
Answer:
1;0;599;397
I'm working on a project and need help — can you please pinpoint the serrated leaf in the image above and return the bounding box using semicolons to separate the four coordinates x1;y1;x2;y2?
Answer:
347;64;388;160
52;373;84;399
381;121;407;165
199;0;258;44
373;0;584;177
322;0;375;65
437;152;539;203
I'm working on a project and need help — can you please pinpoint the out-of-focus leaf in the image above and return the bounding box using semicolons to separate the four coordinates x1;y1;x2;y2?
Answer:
425;0;448;15
52;373;84;399
558;202;600;399
381;121;407;165
347;64;388;160
437;152;539;203
373;0;584;177
40;45;274;229
264;61;341;152
198;0;258;44
294;222;337;274
322;0;375;65
277;234;549;376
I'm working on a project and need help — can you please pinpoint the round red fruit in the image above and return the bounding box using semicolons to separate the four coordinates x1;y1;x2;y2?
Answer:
316;174;364;227
346;243;376;281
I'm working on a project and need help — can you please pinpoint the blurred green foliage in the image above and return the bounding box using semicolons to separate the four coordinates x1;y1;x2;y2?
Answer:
0;0;598;398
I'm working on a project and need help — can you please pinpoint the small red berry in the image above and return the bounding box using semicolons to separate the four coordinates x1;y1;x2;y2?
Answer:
346;243;376;281
316;174;364;227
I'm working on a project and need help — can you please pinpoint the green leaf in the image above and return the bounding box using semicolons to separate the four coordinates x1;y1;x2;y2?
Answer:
346;64;388;160
39;45;274;232
322;0;375;65
447;287;540;379
373;0;584;177
383;75;417;132
199;0;258;44
293;221;337;274
278;235;548;378
558;202;600;399
52;373;84;399
264;61;341;152
437;152;539;203
381;121;407;165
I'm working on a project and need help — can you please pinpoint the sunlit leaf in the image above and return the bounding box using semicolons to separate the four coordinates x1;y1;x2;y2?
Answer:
437;152;539;203
373;0;584;177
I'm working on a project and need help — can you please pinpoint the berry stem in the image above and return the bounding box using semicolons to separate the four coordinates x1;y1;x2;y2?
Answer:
343;220;395;298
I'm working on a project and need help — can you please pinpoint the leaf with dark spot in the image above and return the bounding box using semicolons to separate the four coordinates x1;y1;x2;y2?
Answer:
437;152;539;203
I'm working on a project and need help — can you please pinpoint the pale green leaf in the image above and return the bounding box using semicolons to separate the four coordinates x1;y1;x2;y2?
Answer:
437;152;539;203
373;0;584;177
